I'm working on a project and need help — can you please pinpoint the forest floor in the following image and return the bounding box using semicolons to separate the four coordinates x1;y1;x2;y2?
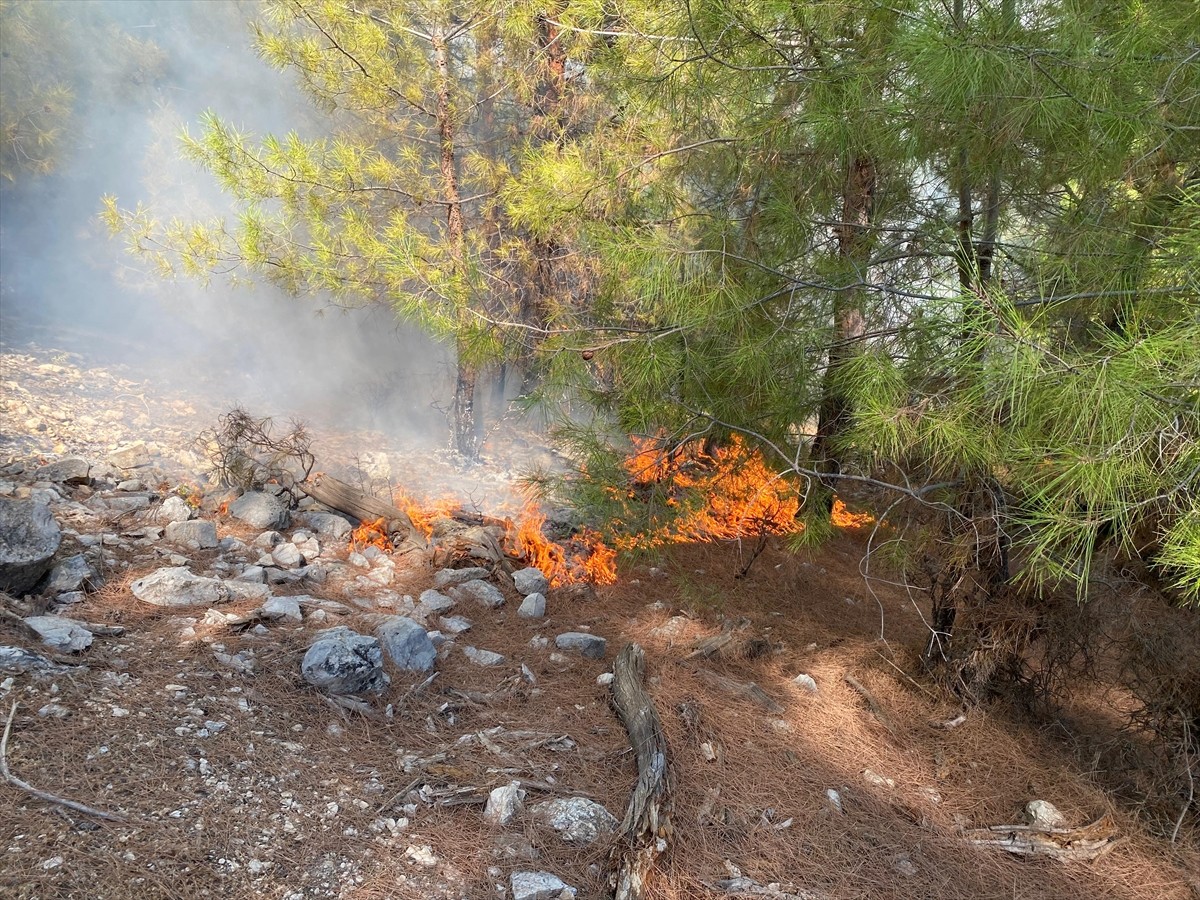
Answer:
1;342;1198;900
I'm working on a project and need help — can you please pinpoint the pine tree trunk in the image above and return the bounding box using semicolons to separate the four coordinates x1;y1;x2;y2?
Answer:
811;154;874;514
432;24;480;461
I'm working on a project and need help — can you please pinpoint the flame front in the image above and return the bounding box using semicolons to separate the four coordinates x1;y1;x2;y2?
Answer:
351;517;392;552
615;434;803;547
503;504;617;587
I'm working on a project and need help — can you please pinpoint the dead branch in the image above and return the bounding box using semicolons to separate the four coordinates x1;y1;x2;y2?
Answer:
844;673;899;739
1;702;128;823
694;667;784;713
963;813;1122;861
610;643;673;900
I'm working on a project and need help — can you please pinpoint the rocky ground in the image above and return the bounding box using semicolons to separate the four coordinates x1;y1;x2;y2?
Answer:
1;343;1198;900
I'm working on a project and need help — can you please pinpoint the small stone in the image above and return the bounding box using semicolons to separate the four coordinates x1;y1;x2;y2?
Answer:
228;492;290;530
253;531;283;549
448;579;506;610
46;554;99;594
375;617;437;671
596;672;614;686
433;567;489;589
155;495;193;525
483;781;525;826
271;543;304;568
1026;800;1069;830
463;646;505;667
417;589;455;614
531;797;617;845
130;567;226;607
512;567;550;597
511;871;576;900
37;703;69;718
107;442;150;470
518;593;546;619
892;853;918;877
298;511;352;540
34;458;91;485
165;519;218;549
825;789;843;814
793;673;819;694
23;615;93;652
404;845;438;867
437;615;472;634
554;632;606;659
862;769;895;789
260;596;303;623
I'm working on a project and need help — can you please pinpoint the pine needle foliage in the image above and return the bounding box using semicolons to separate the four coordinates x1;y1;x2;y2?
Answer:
517;0;1200;604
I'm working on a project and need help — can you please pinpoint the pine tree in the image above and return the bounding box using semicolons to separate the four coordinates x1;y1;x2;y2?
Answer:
516;1;1199;688
102;0;596;460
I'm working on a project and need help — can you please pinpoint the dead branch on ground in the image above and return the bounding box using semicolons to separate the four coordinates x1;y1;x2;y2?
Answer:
844;673;900;739
963;813;1122;861
299;472;425;548
610;643;673;900
1;702;128;823
693;667;784;713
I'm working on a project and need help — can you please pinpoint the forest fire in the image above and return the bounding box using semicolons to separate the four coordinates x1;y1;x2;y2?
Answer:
393;488;461;540
502;504;618;587
613;434;805;548
351;517;392;552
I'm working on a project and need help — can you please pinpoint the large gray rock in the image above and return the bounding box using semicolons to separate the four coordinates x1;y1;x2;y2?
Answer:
433;567;490;589
301;626;390;695
511;872;576;900
0;498;61;594
298;511;352;540
34;458;91;485
45;554;99;594
23;616;93;652
449;579;506;610
512;567;550;597
531;797;618;844
375;616;436;671
165;519;218;549
130;567;267;607
554;632;607;659
228;491;291;530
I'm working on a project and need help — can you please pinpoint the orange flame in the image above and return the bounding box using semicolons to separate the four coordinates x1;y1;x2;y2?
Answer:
351;517;392;552
501;503;618;587
394;488;459;540
831;498;875;528
613;434;804;548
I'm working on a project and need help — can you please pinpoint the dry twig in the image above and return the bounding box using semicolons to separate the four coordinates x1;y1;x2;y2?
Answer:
1;702;128;823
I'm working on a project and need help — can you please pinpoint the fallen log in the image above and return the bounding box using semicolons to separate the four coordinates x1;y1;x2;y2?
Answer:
298;473;424;548
610;643;673;900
